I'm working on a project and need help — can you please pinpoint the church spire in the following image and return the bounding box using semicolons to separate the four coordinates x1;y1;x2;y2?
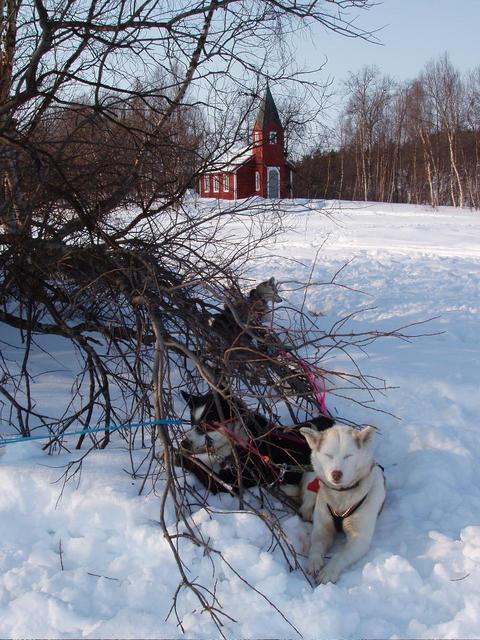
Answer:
255;84;282;130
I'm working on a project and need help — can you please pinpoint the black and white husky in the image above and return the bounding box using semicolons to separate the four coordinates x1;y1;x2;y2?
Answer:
178;389;334;495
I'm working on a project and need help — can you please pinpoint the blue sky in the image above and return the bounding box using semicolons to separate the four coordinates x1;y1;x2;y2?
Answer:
296;0;479;85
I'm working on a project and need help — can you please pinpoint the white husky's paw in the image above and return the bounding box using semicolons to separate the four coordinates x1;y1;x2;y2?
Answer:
316;561;341;584
306;554;324;578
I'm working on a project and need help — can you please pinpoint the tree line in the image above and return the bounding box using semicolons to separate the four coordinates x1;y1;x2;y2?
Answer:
295;55;480;208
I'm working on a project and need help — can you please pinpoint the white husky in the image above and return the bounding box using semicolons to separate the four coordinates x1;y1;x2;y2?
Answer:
300;424;386;584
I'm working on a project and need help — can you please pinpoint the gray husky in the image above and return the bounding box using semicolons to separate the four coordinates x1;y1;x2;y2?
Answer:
211;277;282;339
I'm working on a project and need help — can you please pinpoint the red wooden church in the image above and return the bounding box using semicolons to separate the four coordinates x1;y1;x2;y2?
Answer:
199;87;293;200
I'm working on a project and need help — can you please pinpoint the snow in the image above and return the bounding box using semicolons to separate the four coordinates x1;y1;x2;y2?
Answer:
1;200;480;638
205;144;254;173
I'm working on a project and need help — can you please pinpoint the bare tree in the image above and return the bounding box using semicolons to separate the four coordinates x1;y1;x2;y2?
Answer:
0;0;374;424
295;55;480;209
421;55;466;207
341;66;392;200
464;66;480;208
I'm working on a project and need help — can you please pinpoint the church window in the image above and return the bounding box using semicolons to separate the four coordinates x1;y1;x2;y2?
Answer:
269;131;277;144
204;175;210;192
213;175;220;192
255;171;260;191
223;174;229;191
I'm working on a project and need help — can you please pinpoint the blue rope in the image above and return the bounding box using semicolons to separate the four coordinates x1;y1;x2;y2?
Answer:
0;419;182;446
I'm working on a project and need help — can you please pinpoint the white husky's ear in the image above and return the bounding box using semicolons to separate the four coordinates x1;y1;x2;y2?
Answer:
300;427;325;450
353;425;376;447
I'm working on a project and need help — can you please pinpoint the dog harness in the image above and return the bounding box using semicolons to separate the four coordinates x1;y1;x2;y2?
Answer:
308;463;385;532
327;494;369;532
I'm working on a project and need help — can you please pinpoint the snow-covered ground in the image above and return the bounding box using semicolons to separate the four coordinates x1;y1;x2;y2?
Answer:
1;200;480;639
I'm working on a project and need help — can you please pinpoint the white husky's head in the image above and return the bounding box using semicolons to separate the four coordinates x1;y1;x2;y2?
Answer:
300;424;376;489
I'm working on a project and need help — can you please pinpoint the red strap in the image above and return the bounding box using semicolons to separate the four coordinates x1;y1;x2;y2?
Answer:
201;417;238;431
220;426;280;481
307;477;321;493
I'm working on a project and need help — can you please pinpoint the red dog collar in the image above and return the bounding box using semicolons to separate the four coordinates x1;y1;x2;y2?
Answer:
307;477;321;493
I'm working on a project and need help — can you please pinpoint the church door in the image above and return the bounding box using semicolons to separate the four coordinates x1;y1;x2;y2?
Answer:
267;167;280;199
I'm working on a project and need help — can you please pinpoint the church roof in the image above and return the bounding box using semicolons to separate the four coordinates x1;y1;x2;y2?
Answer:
255;85;282;130
204;145;254;173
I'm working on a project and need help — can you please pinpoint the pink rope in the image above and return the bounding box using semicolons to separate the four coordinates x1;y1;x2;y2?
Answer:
279;351;328;415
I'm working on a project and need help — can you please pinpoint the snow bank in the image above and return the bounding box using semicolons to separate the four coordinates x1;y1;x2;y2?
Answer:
1;201;480;638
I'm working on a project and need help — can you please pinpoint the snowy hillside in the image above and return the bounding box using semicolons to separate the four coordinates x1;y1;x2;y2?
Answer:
1;200;480;639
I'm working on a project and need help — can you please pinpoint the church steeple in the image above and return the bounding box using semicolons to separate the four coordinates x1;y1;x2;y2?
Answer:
255;84;282;130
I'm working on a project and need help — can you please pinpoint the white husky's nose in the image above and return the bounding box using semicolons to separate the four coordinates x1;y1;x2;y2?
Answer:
331;469;343;483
